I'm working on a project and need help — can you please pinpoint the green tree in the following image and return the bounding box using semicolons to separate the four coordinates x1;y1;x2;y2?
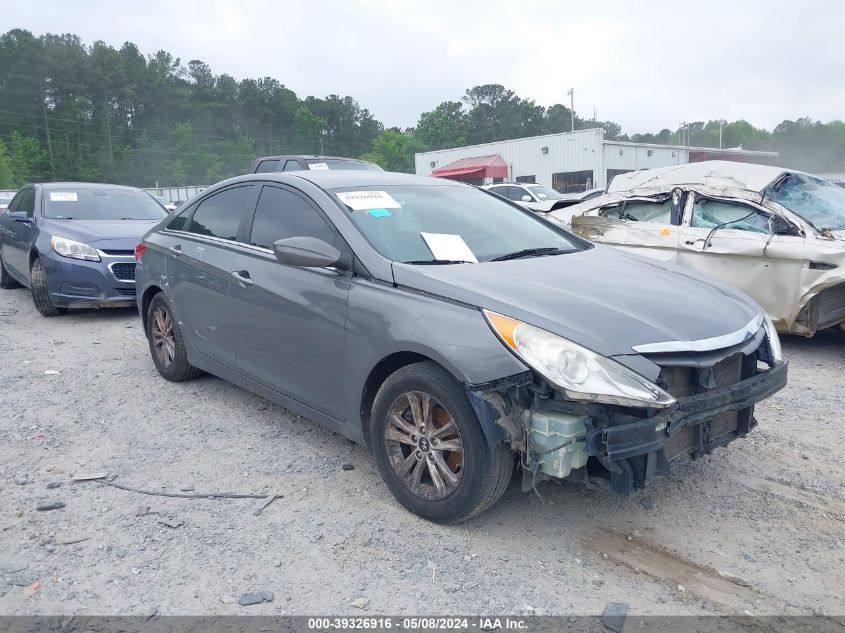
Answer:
361;129;418;172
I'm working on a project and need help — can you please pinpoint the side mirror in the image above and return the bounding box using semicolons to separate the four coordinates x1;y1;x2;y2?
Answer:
273;236;342;268
521;195;532;202
10;211;31;224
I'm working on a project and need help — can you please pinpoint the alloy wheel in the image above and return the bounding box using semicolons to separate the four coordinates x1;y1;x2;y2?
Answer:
151;306;176;368
384;390;464;501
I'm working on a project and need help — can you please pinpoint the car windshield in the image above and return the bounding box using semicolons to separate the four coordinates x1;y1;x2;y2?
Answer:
527;185;564;200
43;189;168;220
765;173;845;231
306;158;382;171
334;184;580;263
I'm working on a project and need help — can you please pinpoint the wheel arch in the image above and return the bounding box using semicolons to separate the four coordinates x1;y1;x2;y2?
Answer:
140;284;164;332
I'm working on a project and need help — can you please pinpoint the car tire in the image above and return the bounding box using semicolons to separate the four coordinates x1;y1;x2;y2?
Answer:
0;251;21;289
30;257;67;316
145;292;203;382
371;361;514;523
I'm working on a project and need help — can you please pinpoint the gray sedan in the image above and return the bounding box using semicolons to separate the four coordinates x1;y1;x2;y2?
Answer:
135;171;787;523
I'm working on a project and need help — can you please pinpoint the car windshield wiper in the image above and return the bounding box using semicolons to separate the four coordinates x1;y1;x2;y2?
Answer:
402;259;473;265
489;247;568;262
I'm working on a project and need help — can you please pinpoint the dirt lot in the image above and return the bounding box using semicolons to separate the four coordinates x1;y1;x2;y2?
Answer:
0;285;843;618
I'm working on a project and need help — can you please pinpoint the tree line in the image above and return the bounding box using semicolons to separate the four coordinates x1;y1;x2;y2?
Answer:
1;28;843;189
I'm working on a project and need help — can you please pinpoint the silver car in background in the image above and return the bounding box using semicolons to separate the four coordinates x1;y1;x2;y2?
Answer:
554;161;845;336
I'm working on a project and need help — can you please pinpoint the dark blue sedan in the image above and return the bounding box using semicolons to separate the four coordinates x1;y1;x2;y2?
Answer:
0;182;168;316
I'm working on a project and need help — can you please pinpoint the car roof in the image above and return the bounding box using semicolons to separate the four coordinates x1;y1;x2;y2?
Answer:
228;170;464;190
37;182;143;192
255;155;372;162
607;161;802;194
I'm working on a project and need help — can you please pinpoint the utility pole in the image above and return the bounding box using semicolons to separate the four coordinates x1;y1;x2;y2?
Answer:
566;88;574;132
719;121;723;149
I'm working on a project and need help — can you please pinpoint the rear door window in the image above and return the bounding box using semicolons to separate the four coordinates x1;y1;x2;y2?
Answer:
282;160;303;172
255;160;280;173
600;199;672;223
691;199;771;233
488;186;511;200
249;185;335;249
187;185;255;240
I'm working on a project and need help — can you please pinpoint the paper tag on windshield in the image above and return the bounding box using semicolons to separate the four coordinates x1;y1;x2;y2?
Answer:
336;190;400;211
308;162;329;170
50;192;77;202
420;233;478;263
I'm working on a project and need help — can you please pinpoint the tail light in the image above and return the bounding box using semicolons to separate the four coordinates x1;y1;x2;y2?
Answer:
134;242;146;261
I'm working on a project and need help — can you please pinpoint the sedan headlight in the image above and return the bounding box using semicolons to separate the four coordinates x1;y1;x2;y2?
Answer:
50;236;100;261
484;310;676;409
762;315;783;362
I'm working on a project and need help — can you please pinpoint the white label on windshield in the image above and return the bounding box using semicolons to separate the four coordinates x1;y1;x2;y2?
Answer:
50;192;78;202
420;233;478;263
308;162;329;170
536;193;547;198
336;190;400;210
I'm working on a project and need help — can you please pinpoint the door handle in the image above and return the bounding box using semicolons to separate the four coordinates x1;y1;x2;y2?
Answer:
169;245;182;256
231;270;253;286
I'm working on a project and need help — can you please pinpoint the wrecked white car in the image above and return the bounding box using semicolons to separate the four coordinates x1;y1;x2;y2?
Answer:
552;161;845;336
483;183;599;213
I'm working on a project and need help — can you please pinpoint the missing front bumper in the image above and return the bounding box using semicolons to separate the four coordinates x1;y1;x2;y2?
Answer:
580;361;788;495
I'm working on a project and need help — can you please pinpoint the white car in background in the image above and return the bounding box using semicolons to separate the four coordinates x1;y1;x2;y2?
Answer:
553;161;845;336
483;183;602;213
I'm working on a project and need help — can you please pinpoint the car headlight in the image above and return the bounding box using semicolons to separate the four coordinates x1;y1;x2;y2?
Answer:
484;310;676;409
50;235;100;261
762;315;783;362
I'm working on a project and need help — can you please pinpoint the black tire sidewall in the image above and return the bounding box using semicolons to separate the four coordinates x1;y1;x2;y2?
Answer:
30;258;65;316
371;362;496;523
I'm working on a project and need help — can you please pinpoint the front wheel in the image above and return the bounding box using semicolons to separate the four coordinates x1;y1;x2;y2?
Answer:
30;258;67;316
145;292;202;382
371;361;513;523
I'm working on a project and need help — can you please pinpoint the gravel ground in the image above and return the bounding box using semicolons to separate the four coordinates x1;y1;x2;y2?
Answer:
0;286;843;617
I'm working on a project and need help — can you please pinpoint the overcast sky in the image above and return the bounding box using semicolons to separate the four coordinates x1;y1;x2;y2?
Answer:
5;0;844;134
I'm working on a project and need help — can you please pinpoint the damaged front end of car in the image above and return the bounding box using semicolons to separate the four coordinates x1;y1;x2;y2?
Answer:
466;311;788;497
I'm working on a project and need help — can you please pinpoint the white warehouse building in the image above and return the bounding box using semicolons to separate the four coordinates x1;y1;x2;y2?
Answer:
414;128;778;193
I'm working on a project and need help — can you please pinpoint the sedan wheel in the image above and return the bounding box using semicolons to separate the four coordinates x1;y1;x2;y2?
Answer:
371;361;514;523
145;292;202;382
151;305;176;368
384;391;464;501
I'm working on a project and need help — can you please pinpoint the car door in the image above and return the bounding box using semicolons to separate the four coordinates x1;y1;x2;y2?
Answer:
570;192;682;262
3;187;37;279
228;183;350;420
676;193;805;324
165;184;258;368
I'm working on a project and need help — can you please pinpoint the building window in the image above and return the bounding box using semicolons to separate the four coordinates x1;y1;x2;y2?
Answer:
606;169;633;186
515;175;536;183
491;177;505;184
552;170;593;193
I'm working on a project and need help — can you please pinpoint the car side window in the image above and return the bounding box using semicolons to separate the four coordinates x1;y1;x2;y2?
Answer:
488;186;510;200
167;205;194;232
19;189;36;217
249;185;335;250
507;188;527;202
187;185;255;240
7;190;23;213
600;199;672;223
691;199;771;233
282;160;303;172
254;160;280;173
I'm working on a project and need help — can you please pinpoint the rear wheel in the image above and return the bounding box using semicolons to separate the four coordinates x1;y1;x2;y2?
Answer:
0;250;21;289
146;292;202;382
30;258;67;316
371;361;513;523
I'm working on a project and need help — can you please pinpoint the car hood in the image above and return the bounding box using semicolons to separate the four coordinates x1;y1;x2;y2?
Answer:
392;246;761;358
41;219;160;250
